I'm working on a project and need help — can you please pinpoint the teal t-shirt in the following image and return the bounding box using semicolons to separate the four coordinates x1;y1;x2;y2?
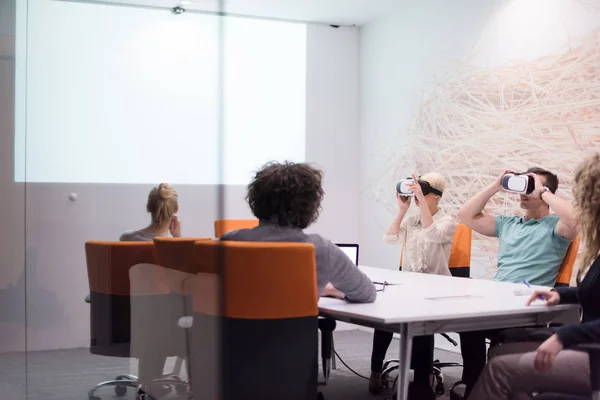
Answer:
494;214;571;287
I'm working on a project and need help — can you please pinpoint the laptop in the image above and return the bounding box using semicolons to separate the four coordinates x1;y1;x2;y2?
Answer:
335;243;359;265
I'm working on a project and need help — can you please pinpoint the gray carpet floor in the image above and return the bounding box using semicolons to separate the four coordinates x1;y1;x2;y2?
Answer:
0;330;463;400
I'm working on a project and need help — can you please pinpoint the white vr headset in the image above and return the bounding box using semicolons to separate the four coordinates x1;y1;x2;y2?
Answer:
501;173;535;195
396;177;443;197
396;178;415;197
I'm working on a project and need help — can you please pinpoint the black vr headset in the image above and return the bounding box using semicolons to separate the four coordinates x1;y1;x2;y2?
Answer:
396;177;443;197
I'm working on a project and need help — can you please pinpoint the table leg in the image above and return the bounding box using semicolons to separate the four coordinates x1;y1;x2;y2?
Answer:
331;337;337;370
397;323;412;400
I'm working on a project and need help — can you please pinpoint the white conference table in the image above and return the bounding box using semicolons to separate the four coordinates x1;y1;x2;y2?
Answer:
318;266;580;400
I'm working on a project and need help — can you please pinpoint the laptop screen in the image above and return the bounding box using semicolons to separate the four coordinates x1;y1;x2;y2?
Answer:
335;243;359;265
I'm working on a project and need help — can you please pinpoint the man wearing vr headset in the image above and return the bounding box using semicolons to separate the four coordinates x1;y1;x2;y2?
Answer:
456;167;578;398
369;173;458;399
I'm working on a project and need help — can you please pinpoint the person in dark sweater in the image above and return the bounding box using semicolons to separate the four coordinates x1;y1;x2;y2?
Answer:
468;152;600;399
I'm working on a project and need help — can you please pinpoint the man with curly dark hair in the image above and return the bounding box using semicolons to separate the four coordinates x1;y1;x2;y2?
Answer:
221;161;376;303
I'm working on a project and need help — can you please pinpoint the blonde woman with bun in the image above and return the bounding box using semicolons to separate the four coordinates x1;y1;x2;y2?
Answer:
121;183;181;399
120;183;181;241
369;172;458;400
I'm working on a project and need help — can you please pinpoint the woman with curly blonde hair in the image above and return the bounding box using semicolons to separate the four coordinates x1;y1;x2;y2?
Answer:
469;153;600;399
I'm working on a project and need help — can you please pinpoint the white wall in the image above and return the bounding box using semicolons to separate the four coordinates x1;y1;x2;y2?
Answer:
0;20;359;352
305;24;359;241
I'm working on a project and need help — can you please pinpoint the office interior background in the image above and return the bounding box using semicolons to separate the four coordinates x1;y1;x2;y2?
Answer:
1;0;599;398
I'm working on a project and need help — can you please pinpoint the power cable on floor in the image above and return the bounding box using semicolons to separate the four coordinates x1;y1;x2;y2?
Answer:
332;349;396;387
331;349;370;380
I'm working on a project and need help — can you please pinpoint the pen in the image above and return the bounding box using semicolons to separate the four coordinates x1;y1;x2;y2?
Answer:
522;280;545;301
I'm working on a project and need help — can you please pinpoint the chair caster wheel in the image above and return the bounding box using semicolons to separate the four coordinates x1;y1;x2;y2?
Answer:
115;384;127;396
449;381;465;400
136;390;156;400
175;384;187;394
435;382;445;395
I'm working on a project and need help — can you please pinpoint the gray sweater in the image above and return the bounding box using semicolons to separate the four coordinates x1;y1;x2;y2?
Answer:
221;222;377;303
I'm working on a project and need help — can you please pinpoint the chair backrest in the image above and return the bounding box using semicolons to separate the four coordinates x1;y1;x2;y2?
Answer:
447;224;472;278
399;223;472;278
186;240;318;400
86;241;159;296
85;241;167;354
555;235;581;287
153;237;212;275
191;240;318;317
213;219;259;238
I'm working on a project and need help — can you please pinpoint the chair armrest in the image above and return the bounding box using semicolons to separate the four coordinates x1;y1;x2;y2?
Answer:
495;327;554;344
572;343;600;393
572;343;600;354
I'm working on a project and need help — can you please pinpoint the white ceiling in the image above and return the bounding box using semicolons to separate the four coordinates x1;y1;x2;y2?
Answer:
92;0;401;26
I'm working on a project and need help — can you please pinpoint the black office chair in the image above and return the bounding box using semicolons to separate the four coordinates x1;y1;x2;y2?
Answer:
381;333;461;395
534;343;600;400
85;242;188;400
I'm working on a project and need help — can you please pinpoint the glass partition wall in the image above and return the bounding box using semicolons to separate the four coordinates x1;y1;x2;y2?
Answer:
0;0;26;399
11;1;227;399
5;0;311;398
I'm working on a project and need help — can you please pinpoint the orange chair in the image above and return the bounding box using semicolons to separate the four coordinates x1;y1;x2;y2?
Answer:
86;241;162;350
213;219;259;238
446;224;473;278
185;241;319;400
153;237;212;281
150;236;212;386
85;241;186;399
555;235;581;287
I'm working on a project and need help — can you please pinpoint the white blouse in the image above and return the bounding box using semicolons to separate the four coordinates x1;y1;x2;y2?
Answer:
383;211;458;276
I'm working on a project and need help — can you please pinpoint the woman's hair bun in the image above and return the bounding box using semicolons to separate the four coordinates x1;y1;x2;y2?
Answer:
158;183;175;199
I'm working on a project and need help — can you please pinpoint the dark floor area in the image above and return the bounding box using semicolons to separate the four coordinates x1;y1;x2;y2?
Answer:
0;330;463;400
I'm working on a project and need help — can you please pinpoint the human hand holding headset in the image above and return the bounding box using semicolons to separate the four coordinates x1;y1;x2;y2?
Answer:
395;192;411;212
395;173;427;212
406;174;426;201
494;169;516;191
527;173;545;199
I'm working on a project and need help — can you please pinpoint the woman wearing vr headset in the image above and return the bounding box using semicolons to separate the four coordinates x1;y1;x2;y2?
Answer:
468;153;600;399
369;173;458;399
